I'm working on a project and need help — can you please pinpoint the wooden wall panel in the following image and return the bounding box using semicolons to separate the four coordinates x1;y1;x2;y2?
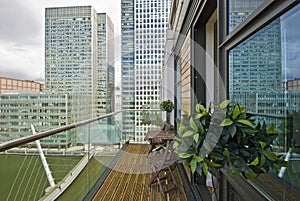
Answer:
180;31;191;114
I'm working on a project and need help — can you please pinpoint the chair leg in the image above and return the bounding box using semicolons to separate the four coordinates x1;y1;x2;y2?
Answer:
157;177;168;201
168;166;178;189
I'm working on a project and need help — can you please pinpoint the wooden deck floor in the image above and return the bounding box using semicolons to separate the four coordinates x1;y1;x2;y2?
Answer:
92;144;187;201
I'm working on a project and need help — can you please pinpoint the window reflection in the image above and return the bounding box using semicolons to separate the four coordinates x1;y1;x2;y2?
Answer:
229;4;300;190
228;0;265;33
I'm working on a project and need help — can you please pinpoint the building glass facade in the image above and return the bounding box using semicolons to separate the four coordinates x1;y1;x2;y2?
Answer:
97;13;115;115
121;0;171;141
45;6;114;117
0;94;92;148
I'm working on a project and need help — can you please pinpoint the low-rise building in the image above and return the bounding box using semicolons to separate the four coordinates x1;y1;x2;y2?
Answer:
0;93;92;148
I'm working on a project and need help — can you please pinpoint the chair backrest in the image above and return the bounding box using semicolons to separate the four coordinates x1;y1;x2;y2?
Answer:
162;140;178;168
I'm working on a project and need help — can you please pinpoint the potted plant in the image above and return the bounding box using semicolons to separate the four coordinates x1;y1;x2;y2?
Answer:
173;100;286;192
160;100;174;124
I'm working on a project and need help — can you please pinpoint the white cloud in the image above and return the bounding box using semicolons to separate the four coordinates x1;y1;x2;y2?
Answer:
0;0;121;84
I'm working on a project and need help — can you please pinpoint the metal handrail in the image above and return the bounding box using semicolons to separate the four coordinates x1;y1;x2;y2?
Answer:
0;109;162;152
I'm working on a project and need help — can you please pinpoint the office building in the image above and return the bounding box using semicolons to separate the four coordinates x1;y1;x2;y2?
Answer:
0;77;44;94
97;13;115;115
0;93;92;147
286;78;300;90
121;0;171;141
45;6;114;116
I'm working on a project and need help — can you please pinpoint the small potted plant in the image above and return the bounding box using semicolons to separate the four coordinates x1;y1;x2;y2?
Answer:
160;100;174;123
173;100;286;193
160;100;175;132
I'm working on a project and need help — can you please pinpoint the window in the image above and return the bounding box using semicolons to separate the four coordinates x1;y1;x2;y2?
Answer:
229;4;300;190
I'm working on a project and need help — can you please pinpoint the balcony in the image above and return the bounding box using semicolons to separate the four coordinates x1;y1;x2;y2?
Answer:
1;110;300;201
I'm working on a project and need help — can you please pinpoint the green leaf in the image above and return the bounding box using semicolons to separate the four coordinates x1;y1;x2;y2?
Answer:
262;150;278;161
267;123;278;134
191;158;197;174
220;118;233;126
194;133;199;143
190;117;198;132
244;172;256;180
202;161;208;175
174;136;181;142
173;141;179;149
194;155;203;162
179;153;192;158
204;158;222;168
250;157;259;166
179;124;185;133
182;130;195;137
195;104;206;113
223;149;229;157
232;104;240;120
260;154;266;167
228;161;240;175
195;113;206;119
220;100;231;109
237;119;254;128
259;141;266;149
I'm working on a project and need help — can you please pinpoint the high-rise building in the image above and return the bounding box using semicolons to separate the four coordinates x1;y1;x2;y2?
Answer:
121;0;171;141
45;6;114;116
97;13;115;115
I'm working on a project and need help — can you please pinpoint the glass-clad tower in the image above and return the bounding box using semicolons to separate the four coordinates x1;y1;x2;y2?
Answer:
97;13;115;115
121;0;171;141
121;0;135;139
45;6;98;96
45;6;114;117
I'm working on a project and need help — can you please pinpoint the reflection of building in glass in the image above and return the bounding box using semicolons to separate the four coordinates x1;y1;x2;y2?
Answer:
228;0;265;33
121;0;171;141
0;77;45;94
286;78;300;90
45;6;114;117
229;19;282;97
0;94;92;148
232;91;300;151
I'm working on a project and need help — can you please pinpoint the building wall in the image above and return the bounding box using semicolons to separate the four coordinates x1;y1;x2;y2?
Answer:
0;94;92;148
45;6;114;117
45;6;97;96
96;13;115;115
287;78;300;90
121;0;172;141
121;0;135;139
0;77;44;94
180;31;191;114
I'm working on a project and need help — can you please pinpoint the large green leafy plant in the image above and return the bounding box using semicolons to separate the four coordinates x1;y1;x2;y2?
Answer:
174;100;286;179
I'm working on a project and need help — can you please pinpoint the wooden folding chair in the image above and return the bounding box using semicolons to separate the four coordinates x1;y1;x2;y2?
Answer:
148;140;178;200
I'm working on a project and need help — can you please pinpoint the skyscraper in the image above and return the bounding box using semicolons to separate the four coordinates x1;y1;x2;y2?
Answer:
97;13;115;115
121;0;171;141
45;6;114;117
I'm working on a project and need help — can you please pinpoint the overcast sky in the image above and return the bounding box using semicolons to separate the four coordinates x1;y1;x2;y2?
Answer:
0;0;121;83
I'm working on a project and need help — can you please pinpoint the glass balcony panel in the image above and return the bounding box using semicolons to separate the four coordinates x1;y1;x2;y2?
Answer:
0;110;165;200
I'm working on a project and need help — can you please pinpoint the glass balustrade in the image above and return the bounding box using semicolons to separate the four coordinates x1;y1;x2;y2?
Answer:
0;109;162;201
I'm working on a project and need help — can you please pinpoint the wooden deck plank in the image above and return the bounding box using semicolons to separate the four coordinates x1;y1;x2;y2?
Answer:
92;144;187;201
